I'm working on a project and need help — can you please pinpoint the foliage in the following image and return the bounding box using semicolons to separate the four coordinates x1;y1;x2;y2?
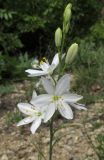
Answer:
5;109;22;126
0;9;23;54
0;84;14;95
71;38;104;104
96;134;104;160
90;20;104;41
0;52;32;82
0;9;15;20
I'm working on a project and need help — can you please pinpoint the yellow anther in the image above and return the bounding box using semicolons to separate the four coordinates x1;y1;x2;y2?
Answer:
40;57;47;65
43;57;47;61
40;60;44;65
40;57;47;64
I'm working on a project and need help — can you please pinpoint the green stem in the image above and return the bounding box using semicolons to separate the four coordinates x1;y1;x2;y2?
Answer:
61;32;66;55
61;63;67;75
57;47;62;75
49;116;54;160
58;32;66;77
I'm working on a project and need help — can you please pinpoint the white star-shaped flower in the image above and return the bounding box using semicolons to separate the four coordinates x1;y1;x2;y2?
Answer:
31;74;86;121
25;54;59;77
17;91;52;134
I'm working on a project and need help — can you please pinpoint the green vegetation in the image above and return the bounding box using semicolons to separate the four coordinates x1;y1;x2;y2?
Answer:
5;109;22;126
71;39;104;104
0;53;32;82
96;134;104;160
0;84;14;95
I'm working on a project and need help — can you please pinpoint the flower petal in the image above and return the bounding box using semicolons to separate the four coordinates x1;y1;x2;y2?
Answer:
17;117;35;126
70;103;87;110
30;118;41;134
40;62;49;71
43;103;55;123
31;90;37;102
17;103;36;115
25;69;47;77
41;77;55;94
55;74;70;95
30;94;52;110
51;53;59;68
58;101;73;119
63;94;83;103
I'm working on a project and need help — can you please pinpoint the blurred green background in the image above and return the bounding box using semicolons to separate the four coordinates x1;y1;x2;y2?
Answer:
0;0;104;103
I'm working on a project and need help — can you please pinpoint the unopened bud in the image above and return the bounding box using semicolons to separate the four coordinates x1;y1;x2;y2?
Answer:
64;9;71;24
63;3;72;34
65;3;72;10
55;28;62;48
64;3;72;24
65;43;78;64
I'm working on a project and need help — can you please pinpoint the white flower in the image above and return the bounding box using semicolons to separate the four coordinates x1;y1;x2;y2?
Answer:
31;74;86;121
25;54;59;77
17;91;51;134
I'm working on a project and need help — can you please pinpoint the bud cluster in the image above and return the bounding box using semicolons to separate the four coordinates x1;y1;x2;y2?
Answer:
54;3;78;67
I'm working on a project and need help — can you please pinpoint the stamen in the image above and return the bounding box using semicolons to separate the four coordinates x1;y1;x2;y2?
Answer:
52;96;61;101
40;57;47;65
43;57;47;61
35;112;42;116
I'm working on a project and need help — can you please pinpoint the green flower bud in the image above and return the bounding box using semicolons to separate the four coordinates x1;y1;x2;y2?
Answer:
63;3;72;34
63;3;72;24
64;9;71;24
55;28;62;48
65;43;78;64
65;3;72;10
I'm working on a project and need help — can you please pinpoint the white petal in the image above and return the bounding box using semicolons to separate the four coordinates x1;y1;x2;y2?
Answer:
25;69;47;77
17;103;36;115
31;90;37;102
41;77;55;94
43;103;56;123
63;94;83;103
17;117;35;126
70;103;87;110
30;94;52;110
40;62;49;71
30;118;41;134
58;101;73;119
55;74;70;95
51;53;59;68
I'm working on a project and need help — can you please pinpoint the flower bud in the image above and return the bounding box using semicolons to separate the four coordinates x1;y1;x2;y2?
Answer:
64;9;71;24
63;3;72;24
65;3;72;10
55;28;62;48
65;43;78;64
63;3;72;34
